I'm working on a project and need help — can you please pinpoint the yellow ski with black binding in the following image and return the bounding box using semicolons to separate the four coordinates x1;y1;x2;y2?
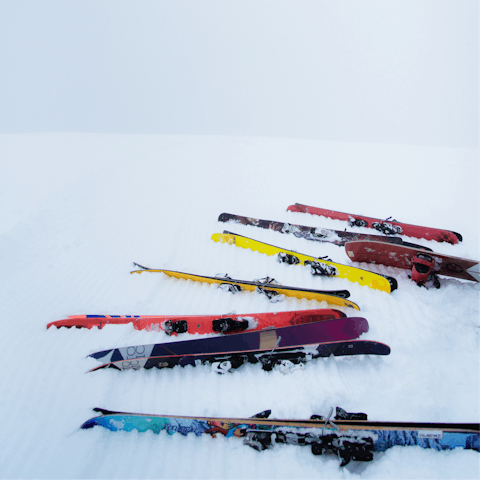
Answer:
130;264;360;310
211;232;397;294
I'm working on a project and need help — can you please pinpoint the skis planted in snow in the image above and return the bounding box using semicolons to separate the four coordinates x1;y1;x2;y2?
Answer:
81;406;480;467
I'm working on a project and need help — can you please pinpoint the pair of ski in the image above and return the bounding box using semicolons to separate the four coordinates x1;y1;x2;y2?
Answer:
87;316;389;374
286;204;478;284
218;211;479;285
129;265;360;308
82;406;480;467
49;268;361;333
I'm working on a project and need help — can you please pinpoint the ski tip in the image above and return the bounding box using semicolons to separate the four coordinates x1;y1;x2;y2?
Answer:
332;296;360;311
466;266;480;283
80;408;112;429
287;203;310;213
386;276;398;293
452;231;463;242
133;262;150;270
373;341;391;355
218;213;229;222
93;407;118;415
251;410;272;419
211;232;236;244
80;419;96;429
401;242;434;252
86;364;107;373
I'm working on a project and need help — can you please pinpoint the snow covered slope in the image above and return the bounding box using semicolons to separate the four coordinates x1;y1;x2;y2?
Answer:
0;133;478;479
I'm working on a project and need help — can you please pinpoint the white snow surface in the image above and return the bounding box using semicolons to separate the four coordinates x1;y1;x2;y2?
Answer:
0;133;479;479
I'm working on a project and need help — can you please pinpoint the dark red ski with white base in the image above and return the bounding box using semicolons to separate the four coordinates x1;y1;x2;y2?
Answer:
345;241;479;286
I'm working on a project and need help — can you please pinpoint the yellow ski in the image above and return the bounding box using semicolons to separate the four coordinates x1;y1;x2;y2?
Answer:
130;265;360;310
211;232;396;294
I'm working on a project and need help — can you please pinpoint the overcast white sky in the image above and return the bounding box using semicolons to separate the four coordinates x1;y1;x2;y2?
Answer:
0;1;477;146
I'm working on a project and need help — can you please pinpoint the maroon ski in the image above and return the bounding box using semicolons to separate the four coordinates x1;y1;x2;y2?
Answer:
287;204;462;245
345;240;479;286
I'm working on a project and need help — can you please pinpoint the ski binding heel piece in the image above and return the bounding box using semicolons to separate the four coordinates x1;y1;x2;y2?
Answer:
311;228;329;239
277;252;300;265
244;430;274;451
278;359;305;374
164;320;189;335
211;361;233;374
348;216;369;228
281;223;295;234
334;407;368;421
255;287;285;303
212;317;249;333
305;260;337;276
372;221;402;235
218;283;242;294
254;277;280;285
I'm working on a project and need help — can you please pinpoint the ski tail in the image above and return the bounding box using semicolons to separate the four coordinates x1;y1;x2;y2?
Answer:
133;262;150;270
452;231;463;242
400;242;433;251
383;275;398;292
212;231;395;294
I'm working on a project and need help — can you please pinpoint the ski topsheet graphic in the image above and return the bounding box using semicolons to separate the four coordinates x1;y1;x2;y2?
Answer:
81;406;480;467
345;241;480;285
287;204;462;244
87;319;391;374
130;265;361;310
218;212;430;250
47;308;346;334
211;232;397;294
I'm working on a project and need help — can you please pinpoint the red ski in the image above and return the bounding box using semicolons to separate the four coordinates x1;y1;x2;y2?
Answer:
287;204;462;245
47;308;345;335
345;240;479;286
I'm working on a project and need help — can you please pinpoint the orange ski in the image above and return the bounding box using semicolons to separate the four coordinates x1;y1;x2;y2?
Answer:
47;308;346;335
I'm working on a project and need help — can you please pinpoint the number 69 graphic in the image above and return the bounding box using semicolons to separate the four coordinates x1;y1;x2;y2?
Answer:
120;360;142;370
